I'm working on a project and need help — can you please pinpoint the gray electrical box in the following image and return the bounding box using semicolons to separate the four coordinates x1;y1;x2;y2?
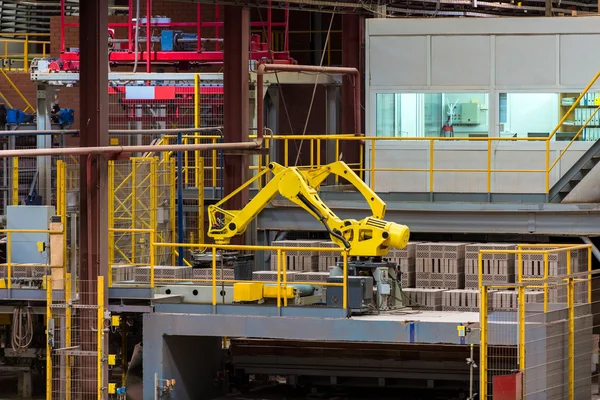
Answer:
7;205;55;264
460;103;480;125
326;276;373;312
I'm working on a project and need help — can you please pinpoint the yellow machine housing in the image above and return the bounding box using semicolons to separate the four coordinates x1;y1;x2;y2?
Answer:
208;161;410;257
233;282;264;302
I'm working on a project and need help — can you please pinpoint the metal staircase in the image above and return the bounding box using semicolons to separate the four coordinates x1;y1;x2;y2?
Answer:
0;0;78;33
548;139;600;203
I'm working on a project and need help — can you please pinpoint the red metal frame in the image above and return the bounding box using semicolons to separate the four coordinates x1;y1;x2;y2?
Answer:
59;0;293;66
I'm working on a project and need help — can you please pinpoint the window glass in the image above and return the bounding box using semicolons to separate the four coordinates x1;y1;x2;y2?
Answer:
375;92;489;137
497;93;559;139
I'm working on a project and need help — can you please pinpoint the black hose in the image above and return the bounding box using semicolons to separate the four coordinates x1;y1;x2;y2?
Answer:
297;193;351;249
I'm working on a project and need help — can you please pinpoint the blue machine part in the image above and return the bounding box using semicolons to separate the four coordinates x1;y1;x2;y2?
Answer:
56;108;75;126
161;30;196;51
6;109;33;124
161;30;176;51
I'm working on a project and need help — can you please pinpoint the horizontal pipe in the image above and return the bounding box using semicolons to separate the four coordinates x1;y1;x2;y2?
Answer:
0;141;261;158
0;126;223;136
258;63;358;76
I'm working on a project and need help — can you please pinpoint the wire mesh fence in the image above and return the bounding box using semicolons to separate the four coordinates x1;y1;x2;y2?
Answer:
480;245;598;400
47;276;103;400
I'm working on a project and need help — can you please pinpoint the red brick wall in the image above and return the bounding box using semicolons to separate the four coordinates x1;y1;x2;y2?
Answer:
0;73;37;112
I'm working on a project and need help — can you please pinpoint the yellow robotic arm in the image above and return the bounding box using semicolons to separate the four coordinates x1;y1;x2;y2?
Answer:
207;161;410;257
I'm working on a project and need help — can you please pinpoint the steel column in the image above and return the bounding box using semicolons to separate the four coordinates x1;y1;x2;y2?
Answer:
341;14;363;165
79;0;109;396
223;5;250;244
36;85;53;205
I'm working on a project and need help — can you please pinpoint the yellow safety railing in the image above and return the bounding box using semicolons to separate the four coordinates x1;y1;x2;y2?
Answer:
2;228;65;289
478;244;593;400
0;33;50;72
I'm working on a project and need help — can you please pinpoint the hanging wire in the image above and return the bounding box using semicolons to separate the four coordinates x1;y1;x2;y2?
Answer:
293;11;336;167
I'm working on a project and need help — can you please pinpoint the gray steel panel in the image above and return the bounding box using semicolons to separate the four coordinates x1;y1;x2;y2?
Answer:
7;205;55;265
0;289;63;301
257;202;600;235
431;36;490;86
154;303;348;318
369;36;427;86
108;287;155;299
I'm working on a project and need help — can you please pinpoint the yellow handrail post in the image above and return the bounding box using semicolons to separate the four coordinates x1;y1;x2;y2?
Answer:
97;276;105;400
12;157;18;205
150;230;155;288
194;73;201;189
567;252;574;400
487;139;492;193
545;138;550;194
131;160;137;263
518;284;526;372
429;139;435;193
283;251;288;307
370;138;376;190
6;232;11;289
543;252;548;312
46;275;52;400
284;139;289;167
170;159;176;265
108;161;115;286
276;249;281;308
23;35;28;72
150;158;157;264
480;284;488;399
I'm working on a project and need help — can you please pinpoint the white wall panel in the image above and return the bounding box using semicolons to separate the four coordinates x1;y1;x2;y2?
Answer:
560;35;600;87
368;36;427;87
431;36;490;86
495;36;557;86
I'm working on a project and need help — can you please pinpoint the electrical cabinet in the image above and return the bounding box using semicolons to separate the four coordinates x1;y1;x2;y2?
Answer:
7;206;55;265
460;103;480;125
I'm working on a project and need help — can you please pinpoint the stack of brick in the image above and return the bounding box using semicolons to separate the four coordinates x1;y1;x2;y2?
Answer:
270;240;319;272
134;266;192;284
112;265;135;284
314;241;341;272
402;288;445;311
442;289;493;312
252;271;296;282
492;290;545;311
193;268;235;282
465;243;516;289
517;247;589;304
386;241;420;288
416;242;468;289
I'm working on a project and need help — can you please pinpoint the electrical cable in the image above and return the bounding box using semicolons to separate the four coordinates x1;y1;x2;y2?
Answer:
293;11;336;167
11;306;33;353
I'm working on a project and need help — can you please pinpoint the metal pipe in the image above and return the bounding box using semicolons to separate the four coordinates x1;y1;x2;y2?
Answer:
256;63;361;137
146;0;151;73
0;127;222;136
0;141;261;158
132;0;140;72
580;236;600;263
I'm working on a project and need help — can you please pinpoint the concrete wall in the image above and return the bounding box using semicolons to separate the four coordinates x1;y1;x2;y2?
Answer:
365;17;600;194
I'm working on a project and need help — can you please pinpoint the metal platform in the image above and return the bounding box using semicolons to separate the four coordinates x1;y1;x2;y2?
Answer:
256;191;600;235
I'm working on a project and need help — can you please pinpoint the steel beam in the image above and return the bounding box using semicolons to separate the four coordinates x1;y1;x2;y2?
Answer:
35;85;54;205
223;5;250;244
79;0;109;396
257;201;600;236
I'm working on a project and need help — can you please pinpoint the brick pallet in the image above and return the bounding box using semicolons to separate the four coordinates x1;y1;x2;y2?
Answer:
112;265;135;283
194;268;235;281
134;266;192;284
402;288;445;311
465;243;516;289
416;242;468;289
516;247;589;278
314;241;342;272
293;271;330;283
251;271;296;282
